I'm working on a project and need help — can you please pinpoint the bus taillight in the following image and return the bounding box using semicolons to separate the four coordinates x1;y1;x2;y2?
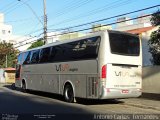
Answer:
101;65;107;78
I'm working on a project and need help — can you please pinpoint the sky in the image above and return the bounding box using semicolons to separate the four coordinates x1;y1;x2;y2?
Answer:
0;0;160;37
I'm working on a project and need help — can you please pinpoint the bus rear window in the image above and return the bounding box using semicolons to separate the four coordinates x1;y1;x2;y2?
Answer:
109;32;140;56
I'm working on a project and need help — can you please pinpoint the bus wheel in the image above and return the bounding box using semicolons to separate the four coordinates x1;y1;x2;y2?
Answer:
64;84;74;103
22;81;26;93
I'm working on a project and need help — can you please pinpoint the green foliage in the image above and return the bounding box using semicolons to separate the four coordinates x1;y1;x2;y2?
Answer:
150;10;160;26
28;38;44;50
0;41;19;68
148;10;160;65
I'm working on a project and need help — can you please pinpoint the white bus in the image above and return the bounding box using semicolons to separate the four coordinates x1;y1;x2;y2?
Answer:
15;30;142;102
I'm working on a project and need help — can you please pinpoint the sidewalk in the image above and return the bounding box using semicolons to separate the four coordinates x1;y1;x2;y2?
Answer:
0;83;6;87
121;95;160;111
0;83;13;88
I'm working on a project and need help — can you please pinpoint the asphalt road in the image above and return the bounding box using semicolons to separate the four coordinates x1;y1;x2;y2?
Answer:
0;84;160;120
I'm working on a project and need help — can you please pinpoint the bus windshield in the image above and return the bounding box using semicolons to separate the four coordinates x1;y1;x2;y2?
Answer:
109;32;140;56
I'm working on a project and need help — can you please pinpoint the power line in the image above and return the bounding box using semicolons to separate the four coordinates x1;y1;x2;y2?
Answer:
5;0;89;23
72;0;131;20
0;0;133;34
18;0;43;26
48;0;94;19
0;1;16;11
1;18;33;24
4;0;31;15
48;4;160;31
14;33;43;48
26;4;159;35
11;27;43;43
47;0;133;29
15;12;159;49
1;0;80;24
2;0;93;24
14;32;43;46
14;4;160;48
48;14;157;38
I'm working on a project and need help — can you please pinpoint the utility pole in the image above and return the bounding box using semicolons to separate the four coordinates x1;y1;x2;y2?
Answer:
18;0;47;44
43;0;47;44
5;54;7;68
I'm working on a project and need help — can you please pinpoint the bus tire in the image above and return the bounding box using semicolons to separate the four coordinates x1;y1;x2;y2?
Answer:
64;84;74;103
22;80;27;93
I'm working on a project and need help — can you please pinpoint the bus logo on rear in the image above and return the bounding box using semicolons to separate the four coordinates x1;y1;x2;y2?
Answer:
115;71;136;77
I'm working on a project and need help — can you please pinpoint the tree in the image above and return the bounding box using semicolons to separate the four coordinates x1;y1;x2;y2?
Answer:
148;10;160;65
28;38;44;50
0;41;19;68
150;10;160;26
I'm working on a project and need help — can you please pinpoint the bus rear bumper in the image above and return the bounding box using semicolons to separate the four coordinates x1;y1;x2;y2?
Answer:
100;87;142;99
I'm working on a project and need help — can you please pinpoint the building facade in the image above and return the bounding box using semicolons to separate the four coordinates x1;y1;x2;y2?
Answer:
0;13;33;51
0;13;12;43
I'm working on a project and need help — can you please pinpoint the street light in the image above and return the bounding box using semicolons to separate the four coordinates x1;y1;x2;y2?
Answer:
18;0;47;44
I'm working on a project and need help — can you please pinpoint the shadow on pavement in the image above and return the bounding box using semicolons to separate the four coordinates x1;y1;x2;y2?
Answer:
76;98;124;105
3;84;64;102
3;84;124;106
140;93;160;101
1;85;97;120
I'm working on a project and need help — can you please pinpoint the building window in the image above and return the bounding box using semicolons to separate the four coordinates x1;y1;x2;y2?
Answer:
2;30;6;34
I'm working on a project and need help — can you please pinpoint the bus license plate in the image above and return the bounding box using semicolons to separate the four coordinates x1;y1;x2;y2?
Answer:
122;90;129;94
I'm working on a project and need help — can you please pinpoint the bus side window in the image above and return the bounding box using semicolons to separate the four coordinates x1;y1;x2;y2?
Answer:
23;52;31;64
49;47;57;62
61;43;73;61
39;47;51;63
74;40;86;59
71;37;100;60
50;45;64;62
49;36;100;62
84;37;100;58
30;50;40;64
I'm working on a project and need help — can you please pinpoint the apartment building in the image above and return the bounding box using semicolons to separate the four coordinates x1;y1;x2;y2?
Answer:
0;13;33;51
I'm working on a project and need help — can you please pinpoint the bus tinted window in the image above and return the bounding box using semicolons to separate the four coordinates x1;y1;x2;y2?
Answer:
30;50;40;64
39;47;51;63
23;52;31;64
50;45;67;62
71;37;100;60
109;32;140;56
50;36;100;62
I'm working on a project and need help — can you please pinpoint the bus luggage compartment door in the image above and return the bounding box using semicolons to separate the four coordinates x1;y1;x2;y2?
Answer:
87;76;98;98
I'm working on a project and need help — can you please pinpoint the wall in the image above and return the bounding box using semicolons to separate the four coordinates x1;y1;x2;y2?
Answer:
59;32;85;40
5;71;15;83
142;66;160;94
0;69;5;83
